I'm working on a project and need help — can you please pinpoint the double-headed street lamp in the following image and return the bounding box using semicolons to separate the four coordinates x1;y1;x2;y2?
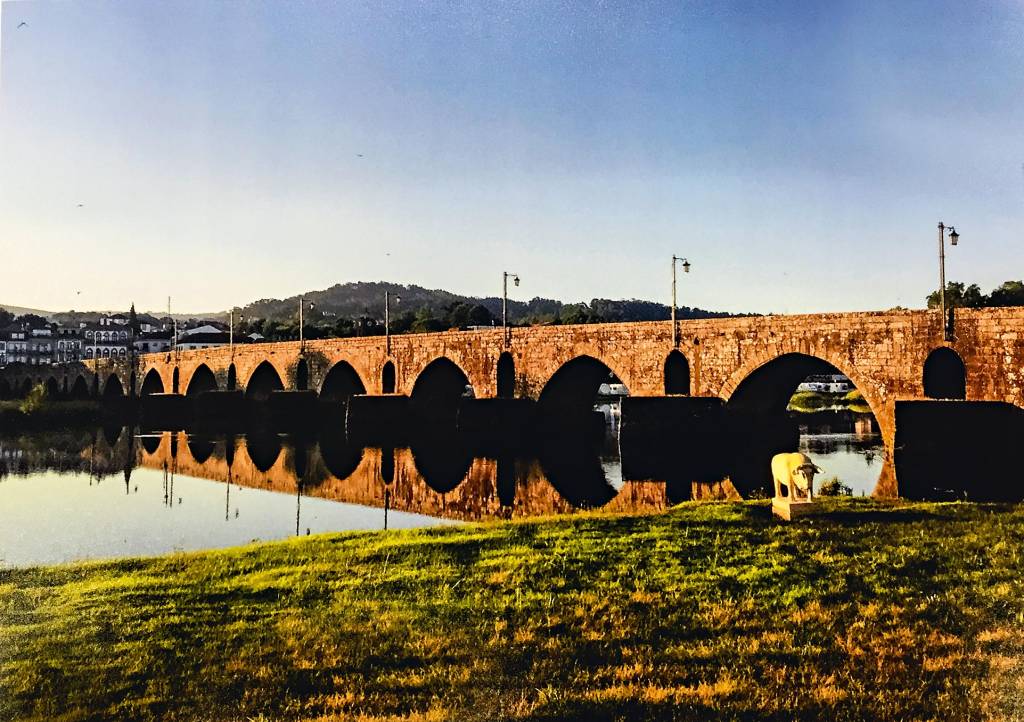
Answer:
502;272;520;348
937;222;960;341
670;255;691;347
385;290;401;356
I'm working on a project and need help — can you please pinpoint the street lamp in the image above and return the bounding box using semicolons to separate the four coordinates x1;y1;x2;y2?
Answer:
670;255;691;347
937;222;960;341
299;299;315;352
502;272;520;348
385;290;401;356
229;308;244;357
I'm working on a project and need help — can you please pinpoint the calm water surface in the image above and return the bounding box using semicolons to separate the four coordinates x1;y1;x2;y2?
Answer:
0;423;883;567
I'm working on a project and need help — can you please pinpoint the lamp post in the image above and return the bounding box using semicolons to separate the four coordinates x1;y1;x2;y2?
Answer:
298;299;314;352
385;291;401;356
229;309;243;357
670;255;691;347
937;222;960;341
168;296;178;361
502;272;520;348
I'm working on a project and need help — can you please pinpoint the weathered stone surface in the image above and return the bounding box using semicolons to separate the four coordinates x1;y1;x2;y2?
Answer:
6;307;1024;497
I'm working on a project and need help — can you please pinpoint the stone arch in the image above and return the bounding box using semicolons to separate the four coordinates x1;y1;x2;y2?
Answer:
103;374;125;399
70;375;90;399
246;361;284;401
227;364;237;391
718;344;888;435
538;355;629;419
129;371;136;398
91;374;100;397
664;350;691;395
721;350;890;497
497;351;515;398
727;353;845;414
45;377;60;397
381;361;396;394
295;358;309;391
410;357;474;425
320;360;367;402
140;368;164;395
0;378;11;400
19;378;33;398
61;377;69;395
186;364;218;396
172;367;180;394
923;347;966;400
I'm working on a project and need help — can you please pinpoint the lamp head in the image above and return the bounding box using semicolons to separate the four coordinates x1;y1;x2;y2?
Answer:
948;227;959;246
682;259;691;273
514;275;520;287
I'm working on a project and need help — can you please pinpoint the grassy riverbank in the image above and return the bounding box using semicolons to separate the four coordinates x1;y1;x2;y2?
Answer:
3;499;1024;721
787;389;872;414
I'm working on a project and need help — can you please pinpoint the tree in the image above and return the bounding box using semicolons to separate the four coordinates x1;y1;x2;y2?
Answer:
926;282;985;309
987;281;1024;308
15;313;47;328
0;308;13;327
128;304;140;335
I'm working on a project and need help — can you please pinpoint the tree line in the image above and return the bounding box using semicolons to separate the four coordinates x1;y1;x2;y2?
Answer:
235;298;737;342
926;280;1024;309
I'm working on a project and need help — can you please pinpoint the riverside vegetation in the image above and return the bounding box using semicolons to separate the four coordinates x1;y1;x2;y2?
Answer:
0;384;101;431
3;499;1024;721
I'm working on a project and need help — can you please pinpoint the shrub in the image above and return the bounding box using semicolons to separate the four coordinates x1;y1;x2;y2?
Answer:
787;391;831;412
18;383;49;415
818;476;853;497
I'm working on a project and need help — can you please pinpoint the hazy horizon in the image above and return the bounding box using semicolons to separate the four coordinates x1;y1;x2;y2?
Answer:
3;1;1022;315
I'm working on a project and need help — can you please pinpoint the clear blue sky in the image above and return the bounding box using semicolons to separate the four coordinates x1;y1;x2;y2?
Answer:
1;0;1022;314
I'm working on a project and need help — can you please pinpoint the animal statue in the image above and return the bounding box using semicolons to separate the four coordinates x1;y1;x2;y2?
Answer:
771;452;822;501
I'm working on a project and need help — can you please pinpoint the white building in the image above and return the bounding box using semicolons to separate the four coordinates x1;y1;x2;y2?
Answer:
796;374;853;393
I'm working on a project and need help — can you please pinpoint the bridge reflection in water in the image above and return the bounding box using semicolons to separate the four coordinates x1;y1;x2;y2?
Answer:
135;429;684;524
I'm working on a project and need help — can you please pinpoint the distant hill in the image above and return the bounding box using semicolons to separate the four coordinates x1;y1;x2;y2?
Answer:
238;281;745;324
1;283;748;330
0;303;53;319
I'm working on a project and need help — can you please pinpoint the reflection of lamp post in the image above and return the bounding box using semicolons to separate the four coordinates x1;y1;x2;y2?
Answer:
385;291;401;356
670;255;691;348
937;222;960;341
502;272;520;348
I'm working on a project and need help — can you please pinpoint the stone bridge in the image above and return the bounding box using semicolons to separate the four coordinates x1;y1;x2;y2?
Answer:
4;307;1023;496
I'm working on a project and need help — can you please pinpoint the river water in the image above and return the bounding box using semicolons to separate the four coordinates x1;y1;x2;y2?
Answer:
0;416;883;567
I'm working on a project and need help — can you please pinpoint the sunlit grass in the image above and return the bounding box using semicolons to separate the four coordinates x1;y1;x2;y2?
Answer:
3;499;1024;721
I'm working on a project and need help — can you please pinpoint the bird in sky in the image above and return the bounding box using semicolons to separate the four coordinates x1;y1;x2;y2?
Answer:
356;154;364;158
17;21;27;28
77;203;84;207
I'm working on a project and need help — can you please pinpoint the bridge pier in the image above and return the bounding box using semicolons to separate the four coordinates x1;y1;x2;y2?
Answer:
456;398;536;449
895;400;1024;501
347;394;410;445
140;393;189;430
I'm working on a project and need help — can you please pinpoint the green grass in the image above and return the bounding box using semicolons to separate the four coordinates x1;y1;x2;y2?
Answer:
3;499;1024;721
